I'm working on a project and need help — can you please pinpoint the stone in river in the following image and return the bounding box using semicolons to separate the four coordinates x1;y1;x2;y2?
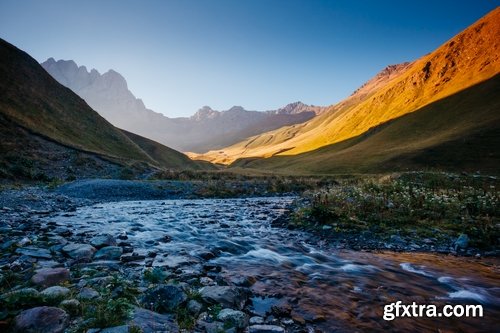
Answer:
62;243;96;260
141;284;187;313
248;325;286;333
31;268;70;287
129;307;179;333
90;234;117;248
40;286;70;301
15;247;52;259
199;286;249;310
13;306;69;333
93;246;123;260
217;308;249;328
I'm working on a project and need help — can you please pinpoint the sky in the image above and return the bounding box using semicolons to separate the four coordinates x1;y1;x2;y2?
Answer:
0;1;498;117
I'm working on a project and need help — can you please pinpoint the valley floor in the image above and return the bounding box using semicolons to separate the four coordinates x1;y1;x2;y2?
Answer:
0;174;498;332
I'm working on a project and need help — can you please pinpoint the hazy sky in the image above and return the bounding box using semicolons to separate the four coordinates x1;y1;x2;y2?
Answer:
0;1;497;117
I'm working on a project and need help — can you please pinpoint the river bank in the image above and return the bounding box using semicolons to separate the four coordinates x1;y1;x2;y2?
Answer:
0;177;498;332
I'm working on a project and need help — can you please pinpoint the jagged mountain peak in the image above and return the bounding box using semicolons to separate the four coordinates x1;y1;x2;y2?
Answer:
191;106;219;121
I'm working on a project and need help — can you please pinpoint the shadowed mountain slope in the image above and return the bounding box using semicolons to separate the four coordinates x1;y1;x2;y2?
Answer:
0;38;209;179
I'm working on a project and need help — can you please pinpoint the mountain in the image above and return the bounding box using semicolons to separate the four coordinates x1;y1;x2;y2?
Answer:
41;60;323;153
0;38;209;180
194;8;500;171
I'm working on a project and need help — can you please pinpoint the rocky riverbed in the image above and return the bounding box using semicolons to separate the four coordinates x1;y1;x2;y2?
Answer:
0;180;499;332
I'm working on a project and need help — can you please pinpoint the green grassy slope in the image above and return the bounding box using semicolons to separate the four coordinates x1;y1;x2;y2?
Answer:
0;38;206;172
120;130;215;170
231;74;500;174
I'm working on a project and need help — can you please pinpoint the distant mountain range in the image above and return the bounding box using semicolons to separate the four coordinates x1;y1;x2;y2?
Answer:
41;58;323;153
0;38;211;181
192;7;500;173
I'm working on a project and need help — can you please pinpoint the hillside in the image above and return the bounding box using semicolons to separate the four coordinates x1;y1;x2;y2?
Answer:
195;8;500;166
232;74;500;174
41;59;323;153
0;38;208;180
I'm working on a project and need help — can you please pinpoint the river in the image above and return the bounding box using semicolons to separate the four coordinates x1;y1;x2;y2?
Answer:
50;196;499;332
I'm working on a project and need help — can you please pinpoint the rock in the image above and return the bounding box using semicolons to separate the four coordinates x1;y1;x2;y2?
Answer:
217;308;249;329
31;268;70;287
193;250;216;260
100;325;130;333
1;288;41;307
78;287;100;300
200;276;215;286
196;320;225;333
40;286;70;301
454;234;469;250
15;247;52;259
390;235;405;244
36;260;62;269
16;237;31;246
62;243;96;260
156;255;196;269
90;234;117;248
59;299;80;316
141;284;187;313
227;275;256;287
199;286;249;310
13;306;69;333
271;303;292;317
120;253;146;262
187;300;203;315
249;316;265;325
249;324;286;333
129;307;179;333
93;246;123;260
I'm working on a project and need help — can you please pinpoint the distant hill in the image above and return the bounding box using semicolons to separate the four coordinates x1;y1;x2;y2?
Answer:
0;38;210;180
195;8;500;173
41;59;323;153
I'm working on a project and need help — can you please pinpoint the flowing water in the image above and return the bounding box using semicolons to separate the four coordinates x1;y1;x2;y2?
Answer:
51;197;499;332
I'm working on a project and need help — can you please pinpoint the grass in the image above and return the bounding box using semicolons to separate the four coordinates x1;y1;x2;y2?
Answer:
231;74;500;175
80;275;139;329
293;172;499;249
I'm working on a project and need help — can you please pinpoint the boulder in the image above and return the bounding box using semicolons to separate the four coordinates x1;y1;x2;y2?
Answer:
249;325;286;333
62;243;96;260
455;234;469;250
93;246;123;260
129;307;179;333
187;300;203;315
1;288;41;307
40;286;70;301
15;247;52;259
217;308;249;329
31;268;70;287
13;306;69;333
78;287;100;300
59;299;80;316
141;284;187;313
199;286;249;310
90;234;117;248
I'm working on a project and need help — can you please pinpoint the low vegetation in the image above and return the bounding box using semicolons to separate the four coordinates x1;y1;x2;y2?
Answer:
293;172;499;249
